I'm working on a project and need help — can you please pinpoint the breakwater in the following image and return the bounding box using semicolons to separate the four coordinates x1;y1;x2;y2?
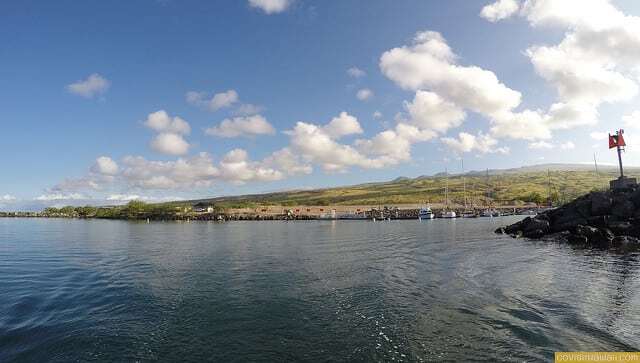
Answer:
497;187;640;251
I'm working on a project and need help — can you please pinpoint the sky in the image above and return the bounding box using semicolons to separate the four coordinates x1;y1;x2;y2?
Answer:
3;0;640;210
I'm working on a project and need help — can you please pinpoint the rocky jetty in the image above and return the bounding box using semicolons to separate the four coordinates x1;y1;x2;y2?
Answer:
496;187;640;252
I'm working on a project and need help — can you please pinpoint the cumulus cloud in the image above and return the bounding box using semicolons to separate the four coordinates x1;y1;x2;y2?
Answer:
347;67;366;78
373;111;383;119
441;132;506;154
205;115;276;138
402;91;466;134
1;194;16;202
66;73;110;98
150;133;190;156
218;149;283;184
144;110;191;135
483;0;640;131
380;31;522;116
248;0;291;14
380;30;552;141
356;88;374;101
91;156;119;175
560;141;576;150
261;148;312;176
480;0;520;22
323;112;363;139
284;112;435;172
186;90;239;111
142;110;191;156
120;153;220;189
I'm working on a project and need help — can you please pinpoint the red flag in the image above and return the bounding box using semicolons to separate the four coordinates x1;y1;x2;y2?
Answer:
618;131;626;147
609;134;617;149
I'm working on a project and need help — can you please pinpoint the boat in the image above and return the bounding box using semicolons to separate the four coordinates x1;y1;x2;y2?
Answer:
418;207;435;220
461;210;478;218
440;210;457;219
440;168;457;219
481;209;500;217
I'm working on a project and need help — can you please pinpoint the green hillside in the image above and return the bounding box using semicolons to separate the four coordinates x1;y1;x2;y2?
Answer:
185;165;639;209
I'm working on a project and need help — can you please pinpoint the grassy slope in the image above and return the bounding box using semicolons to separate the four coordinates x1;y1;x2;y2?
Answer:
179;165;640;209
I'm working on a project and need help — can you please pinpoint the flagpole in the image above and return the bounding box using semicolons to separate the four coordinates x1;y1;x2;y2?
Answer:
617;130;624;179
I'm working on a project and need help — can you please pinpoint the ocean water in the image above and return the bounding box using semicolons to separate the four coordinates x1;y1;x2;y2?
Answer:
0;217;639;362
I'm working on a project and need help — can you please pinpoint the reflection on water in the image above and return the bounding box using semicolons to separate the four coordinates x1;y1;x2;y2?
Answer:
0;218;639;362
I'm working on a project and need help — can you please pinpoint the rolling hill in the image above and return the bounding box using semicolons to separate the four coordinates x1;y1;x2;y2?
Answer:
179;164;640;209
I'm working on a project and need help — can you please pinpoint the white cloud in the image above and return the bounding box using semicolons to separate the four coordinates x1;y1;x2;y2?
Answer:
623;111;640;128
248;0;291;14
373;111;383;119
186;90;239;111
205;115;276;138
480;0;520;23
402;91;466;134
261;148;312;176
441;132;504;154
91;156;119;175
150;133;190;156
218;149;283;184
284;112;436;172
356;88;374;101
144;110;191;135
323;112;363;139
528;140;554;149
36;193;88;201
484;0;640;131
489;109;552;140
380;30;553;141
380;31;522;116
347;67;366;78
66;73;110;98
1;194;16;202
121;153;220;189
590;131;609;140
560;141;576;150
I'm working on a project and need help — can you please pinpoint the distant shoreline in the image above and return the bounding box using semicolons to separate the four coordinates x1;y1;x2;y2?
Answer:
1;204;540;221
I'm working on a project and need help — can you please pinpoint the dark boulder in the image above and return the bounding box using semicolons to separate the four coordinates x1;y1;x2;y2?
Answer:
612;236;640;251
523;217;550;236
606;221;635;236
612;196;636;219
524;229;546;239
590;191;612;216
631;188;640;208
567;233;588;245
550;211;588;233
574;225;614;248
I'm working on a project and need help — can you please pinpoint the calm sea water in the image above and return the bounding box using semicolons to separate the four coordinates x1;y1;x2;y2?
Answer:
1;217;639;362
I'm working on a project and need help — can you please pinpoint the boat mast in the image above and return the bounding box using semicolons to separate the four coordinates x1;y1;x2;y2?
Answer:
445;167;449;210
462;158;467;209
485;168;490;210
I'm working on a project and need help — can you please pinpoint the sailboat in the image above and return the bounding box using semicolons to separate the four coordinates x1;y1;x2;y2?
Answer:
460;159;478;218
440;168;457;219
481;169;500;217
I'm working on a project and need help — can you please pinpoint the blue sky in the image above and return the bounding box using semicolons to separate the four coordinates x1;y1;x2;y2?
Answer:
2;0;640;209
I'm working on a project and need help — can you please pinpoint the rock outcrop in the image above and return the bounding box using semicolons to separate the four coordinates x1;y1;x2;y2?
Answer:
496;188;640;252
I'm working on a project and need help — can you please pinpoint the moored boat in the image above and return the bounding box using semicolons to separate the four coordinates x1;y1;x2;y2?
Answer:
418;207;435;220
